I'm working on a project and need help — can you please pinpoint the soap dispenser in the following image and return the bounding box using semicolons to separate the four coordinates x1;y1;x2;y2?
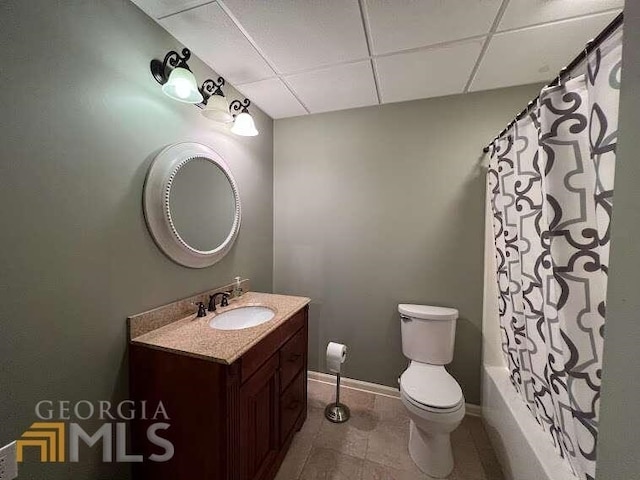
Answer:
232;276;243;298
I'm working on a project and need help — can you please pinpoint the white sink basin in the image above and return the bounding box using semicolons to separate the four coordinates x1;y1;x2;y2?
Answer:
209;306;275;330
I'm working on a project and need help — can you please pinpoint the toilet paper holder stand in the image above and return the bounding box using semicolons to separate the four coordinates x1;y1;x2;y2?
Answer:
324;372;350;423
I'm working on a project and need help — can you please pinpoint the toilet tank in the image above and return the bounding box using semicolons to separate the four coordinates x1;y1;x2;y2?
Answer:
398;304;459;365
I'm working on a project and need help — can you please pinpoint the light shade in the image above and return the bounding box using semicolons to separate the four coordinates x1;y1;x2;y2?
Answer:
202;95;233;123
231;112;259;136
162;67;203;104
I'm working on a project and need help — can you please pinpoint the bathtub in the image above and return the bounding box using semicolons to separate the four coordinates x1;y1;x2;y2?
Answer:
482;366;576;480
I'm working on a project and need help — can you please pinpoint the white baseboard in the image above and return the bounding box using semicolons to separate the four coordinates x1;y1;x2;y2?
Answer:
308;370;402;398
465;403;482;417
308;370;482;417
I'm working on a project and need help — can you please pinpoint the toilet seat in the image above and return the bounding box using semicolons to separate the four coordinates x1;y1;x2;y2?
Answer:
402;390;464;414
400;362;463;412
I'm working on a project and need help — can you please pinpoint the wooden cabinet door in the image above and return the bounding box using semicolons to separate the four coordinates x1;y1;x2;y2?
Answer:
240;354;280;480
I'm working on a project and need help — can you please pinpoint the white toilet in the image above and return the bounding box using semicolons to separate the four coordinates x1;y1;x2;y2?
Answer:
398;304;465;478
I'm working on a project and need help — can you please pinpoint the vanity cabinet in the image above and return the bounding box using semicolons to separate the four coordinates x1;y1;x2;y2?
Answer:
129;305;308;480
240;354;280;480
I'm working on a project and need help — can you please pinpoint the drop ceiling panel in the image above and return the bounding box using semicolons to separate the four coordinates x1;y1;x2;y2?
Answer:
130;0;210;19
219;0;369;74
499;0;624;31
376;40;484;104
364;0;501;55
471;11;620;92
132;0;623;118
159;3;275;85
235;78;307;119
285;61;378;114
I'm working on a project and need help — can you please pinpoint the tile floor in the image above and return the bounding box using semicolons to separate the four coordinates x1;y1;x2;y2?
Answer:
275;379;504;480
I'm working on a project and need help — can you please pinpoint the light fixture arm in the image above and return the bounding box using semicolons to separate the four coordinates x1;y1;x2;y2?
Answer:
229;99;251;117
150;48;192;85
199;77;226;105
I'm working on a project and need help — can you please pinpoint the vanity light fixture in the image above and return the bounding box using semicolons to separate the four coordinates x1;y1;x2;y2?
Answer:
200;77;233;124
151;48;258;135
151;48;203;104
230;99;259;137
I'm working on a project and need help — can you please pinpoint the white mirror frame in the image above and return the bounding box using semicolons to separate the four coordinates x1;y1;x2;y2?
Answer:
143;142;241;269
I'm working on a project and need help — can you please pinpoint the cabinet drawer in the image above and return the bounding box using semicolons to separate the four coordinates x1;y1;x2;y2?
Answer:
280;370;305;445
279;327;305;391
241;308;306;384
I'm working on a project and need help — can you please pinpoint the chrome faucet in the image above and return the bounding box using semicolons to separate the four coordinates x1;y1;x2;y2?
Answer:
208;291;231;312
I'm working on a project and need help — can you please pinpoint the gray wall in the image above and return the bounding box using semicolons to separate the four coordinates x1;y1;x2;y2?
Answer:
0;0;272;478
273;84;542;404
596;4;640;479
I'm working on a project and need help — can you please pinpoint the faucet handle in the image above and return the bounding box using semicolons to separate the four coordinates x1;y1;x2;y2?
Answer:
221;291;232;307
195;302;207;317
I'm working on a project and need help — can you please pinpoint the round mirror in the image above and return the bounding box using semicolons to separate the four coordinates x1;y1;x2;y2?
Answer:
169;158;235;251
143;143;241;268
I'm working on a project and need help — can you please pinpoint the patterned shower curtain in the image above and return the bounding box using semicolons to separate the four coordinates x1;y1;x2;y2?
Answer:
487;27;622;480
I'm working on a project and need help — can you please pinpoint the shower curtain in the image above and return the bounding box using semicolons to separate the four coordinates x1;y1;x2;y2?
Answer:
487;27;622;480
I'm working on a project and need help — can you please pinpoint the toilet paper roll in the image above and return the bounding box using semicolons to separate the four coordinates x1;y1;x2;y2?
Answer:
326;342;347;374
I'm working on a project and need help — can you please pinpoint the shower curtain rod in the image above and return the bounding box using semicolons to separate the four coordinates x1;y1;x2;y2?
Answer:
482;11;624;154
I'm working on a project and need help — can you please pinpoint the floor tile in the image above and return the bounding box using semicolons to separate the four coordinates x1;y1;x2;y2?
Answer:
462;417;504;480
308;380;334;410
345;404;379;432
275;434;314;480
278;380;505;480
450;422;486;480
299;406;325;440
339;387;375;412
366;420;415;471
314;414;370;458
360;459;431;480
299;447;363;480
373;395;410;426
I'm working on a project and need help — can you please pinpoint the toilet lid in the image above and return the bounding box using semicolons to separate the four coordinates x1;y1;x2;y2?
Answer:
400;363;463;409
398;304;458;320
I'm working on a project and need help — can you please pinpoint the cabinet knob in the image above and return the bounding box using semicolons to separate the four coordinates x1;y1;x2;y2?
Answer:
287;353;302;362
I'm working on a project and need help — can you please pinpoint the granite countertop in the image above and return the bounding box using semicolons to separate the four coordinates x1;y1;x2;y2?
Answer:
129;292;310;364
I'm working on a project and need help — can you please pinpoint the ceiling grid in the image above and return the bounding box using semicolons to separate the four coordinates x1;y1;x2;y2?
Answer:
463;0;512;93
131;0;624;118
215;0;311;114
357;0;381;105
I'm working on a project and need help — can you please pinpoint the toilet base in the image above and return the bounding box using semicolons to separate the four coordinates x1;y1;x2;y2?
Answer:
408;420;454;478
